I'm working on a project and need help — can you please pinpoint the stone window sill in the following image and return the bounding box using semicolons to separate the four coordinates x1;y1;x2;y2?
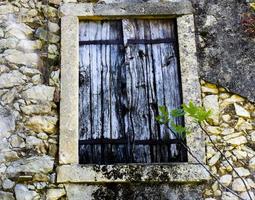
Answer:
57;163;210;183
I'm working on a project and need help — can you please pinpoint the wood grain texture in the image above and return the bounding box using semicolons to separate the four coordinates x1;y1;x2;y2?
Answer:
79;19;184;164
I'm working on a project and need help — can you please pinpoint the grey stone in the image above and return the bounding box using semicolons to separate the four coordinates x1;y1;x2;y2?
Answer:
227;136;247;146
20;67;41;76
234;103;251;118
221;192;238;200
233;167;250;177
0;105;15;135
6;155;54;177
22;85;55;101
57;164;210;183
2;179;15;190
249;157;255;170
0;4;15;15
1;88;17;104
219;174;232;186
10;135;25;148
35;27;60;43
203;95;219;125
60;1;193;16
4;50;40;67
26;115;58;134
17;40;42;52
20;103;52;115
48;22;60;33
14;184;39;200
46;188;66;200
0;70;25;88
232;178;250;192
0;191;15;200
195;0;255;102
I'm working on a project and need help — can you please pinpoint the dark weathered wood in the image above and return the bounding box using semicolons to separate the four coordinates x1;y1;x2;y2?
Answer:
79;20;125;164
79;19;183;164
122;19;183;163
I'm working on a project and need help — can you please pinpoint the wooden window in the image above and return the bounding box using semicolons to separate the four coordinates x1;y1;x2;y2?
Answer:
79;19;186;164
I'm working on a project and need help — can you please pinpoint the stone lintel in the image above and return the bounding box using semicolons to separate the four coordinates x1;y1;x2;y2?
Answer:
57;163;210;183
60;1;193;18
59;16;79;164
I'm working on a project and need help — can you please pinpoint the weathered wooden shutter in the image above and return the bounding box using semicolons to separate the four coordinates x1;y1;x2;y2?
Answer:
79;19;186;164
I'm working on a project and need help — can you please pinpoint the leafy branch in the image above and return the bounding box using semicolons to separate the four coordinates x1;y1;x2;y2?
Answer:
156;101;252;200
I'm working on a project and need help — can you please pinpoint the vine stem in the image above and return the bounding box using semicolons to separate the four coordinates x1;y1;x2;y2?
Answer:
199;123;252;200
165;124;246;200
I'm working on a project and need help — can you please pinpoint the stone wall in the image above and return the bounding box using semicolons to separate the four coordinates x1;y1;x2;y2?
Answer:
201;81;255;200
0;0;254;200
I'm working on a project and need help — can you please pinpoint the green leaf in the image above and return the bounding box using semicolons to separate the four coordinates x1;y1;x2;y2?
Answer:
156;106;170;124
182;101;211;122
170;108;185;117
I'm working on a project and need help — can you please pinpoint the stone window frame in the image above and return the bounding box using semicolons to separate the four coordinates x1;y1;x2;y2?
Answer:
57;1;210;183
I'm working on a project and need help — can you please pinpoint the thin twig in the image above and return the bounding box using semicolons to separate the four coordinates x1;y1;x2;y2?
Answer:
199;124;252;200
166;125;246;200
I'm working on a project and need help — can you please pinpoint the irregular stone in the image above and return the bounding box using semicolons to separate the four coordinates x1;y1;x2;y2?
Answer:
21;103;52;115
1;88;17;104
4;151;19;162
206;126;221;135
49;70;60;87
10;135;25;148
0;38;18;49
203;95;219;125
32;74;42;84
37;132;48;140
3;179;15;190
227;136;247;146
0;105;15;135
223;132;243;140
20;67;41;76
6;155;54;177
0;191;15;200
240;191;255;200
48;22;60;33
22;85;55;101
201;83;218;94
6;23;33;39
251;131;255;142
233;167;250;177
249;157;255;170
46;188;66;200
17;40;42;52
203;15;217;27
48;44;58;55
221;128;235;135
26;115;57;134
235;118;253;131
0;70;25;88
234;103;250;118
232;178;250;192
219;174;232;186
4;50;40;67
35;28;60;43
25;136;45;153
0;4;15;15
15;184;39;200
221;192;238;200
0;163;7;174
0;65;9;74
232;149;247;160
208;152;221;166
222;114;231;122
0;29;4;38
